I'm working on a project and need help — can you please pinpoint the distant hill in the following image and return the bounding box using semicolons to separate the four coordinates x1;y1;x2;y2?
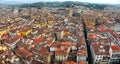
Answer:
1;1;120;10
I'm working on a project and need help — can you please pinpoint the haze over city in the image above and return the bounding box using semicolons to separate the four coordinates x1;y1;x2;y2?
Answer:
0;0;120;4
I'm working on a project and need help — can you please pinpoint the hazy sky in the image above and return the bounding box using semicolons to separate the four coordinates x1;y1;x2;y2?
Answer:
0;0;120;4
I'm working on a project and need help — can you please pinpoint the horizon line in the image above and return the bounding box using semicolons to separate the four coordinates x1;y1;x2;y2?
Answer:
0;1;120;5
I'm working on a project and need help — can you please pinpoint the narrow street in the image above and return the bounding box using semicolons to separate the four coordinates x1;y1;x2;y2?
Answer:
82;20;93;64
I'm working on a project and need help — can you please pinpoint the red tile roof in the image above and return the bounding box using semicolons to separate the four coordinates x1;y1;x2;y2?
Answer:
62;61;77;64
46;37;55;46
17;34;23;39
33;36;45;43
55;42;72;56
92;44;110;55
79;61;88;64
77;47;87;56
61;42;72;46
4;36;20;45
20;25;31;32
9;29;17;33
88;33;97;39
15;47;33;59
111;45;120;51
1;33;8;39
0;58;3;64
97;25;108;31
30;45;49;56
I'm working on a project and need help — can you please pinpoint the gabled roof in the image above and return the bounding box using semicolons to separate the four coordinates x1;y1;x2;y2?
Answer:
33;36;45;43
88;33;97;39
15;47;33;59
62;61;76;64
111;45;120;51
79;61;88;64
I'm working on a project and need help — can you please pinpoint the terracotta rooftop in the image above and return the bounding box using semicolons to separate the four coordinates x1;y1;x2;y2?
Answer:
77;47;87;56
30;45;49;56
33;36;45;43
55;42;72;56
20;25;32;32
56;48;68;56
78;37;86;46
62;61;76;64
88;33;97;39
1;33;8;39
15;47;33;59
79;61;88;64
92;44;110;55
46;37;55;46
111;45;120;51
4;36;20;45
97;25;108;31
0;58;3;64
31;59;44;64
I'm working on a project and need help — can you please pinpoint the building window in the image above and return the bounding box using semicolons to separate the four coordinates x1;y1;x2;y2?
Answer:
96;59;98;61
95;63;99;64
97;56;99;58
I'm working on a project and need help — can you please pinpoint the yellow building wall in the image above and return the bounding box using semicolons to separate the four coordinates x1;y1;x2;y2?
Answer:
20;29;32;37
64;31;70;36
47;54;51;64
0;29;8;39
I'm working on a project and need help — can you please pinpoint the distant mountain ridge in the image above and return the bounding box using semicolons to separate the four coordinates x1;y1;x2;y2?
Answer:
0;1;120;10
20;1;120;9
